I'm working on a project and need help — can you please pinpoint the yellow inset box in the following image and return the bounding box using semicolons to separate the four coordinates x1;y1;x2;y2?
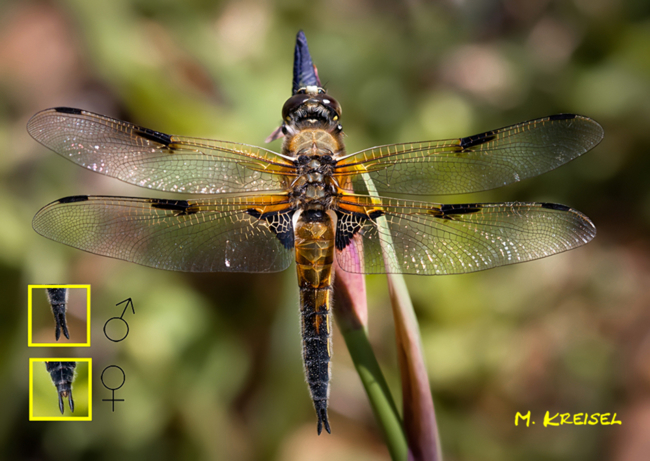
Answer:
29;358;92;421
28;285;91;347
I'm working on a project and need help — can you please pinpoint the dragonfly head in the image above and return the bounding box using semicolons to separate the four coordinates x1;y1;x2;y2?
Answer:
281;87;342;132
265;31;342;143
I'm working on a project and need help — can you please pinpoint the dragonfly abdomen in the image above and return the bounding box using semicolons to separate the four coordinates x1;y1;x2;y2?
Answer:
45;361;76;414
294;209;336;435
46;288;69;341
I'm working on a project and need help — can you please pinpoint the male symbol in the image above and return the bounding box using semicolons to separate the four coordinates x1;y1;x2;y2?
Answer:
104;298;135;342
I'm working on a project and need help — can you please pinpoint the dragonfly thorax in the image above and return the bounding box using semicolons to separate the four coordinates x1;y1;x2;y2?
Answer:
283;128;345;162
289;149;339;212
290;173;338;211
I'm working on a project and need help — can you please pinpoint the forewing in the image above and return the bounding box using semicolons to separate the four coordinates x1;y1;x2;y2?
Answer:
27;108;295;194
336;115;603;195
335;196;596;275
33;194;295;273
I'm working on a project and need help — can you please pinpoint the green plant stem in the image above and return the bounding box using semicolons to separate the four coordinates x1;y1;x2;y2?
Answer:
335;307;408;461
362;173;442;461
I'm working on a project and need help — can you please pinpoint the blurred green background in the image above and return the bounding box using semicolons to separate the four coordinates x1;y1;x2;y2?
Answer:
0;0;648;460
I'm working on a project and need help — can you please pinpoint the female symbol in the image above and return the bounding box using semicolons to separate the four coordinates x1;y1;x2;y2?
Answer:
100;365;125;411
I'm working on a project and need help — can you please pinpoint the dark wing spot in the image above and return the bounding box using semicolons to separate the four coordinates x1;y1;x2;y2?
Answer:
540;202;571;211
150;199;199;215
246;208;295;250
58;195;89;204
54;107;172;146
547;114;577;121
53;107;84;115
150;199;191;212
431;204;482;220
134;127;172;146
274;229;295;250
439;204;482;215
247;209;262;219
336;210;376;251
459;132;496;150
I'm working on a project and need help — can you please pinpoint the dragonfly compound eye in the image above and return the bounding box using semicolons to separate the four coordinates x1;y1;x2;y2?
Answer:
282;94;311;120
312;94;341;119
281;92;342;122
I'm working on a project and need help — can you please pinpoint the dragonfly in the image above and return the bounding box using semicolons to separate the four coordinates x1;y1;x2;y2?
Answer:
45;361;76;414
29;31;603;434
45;288;69;341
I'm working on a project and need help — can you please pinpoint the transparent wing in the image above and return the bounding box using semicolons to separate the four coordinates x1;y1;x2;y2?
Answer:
335;115;603;195
33;194;295;273
27;108;296;194
335;195;596;275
